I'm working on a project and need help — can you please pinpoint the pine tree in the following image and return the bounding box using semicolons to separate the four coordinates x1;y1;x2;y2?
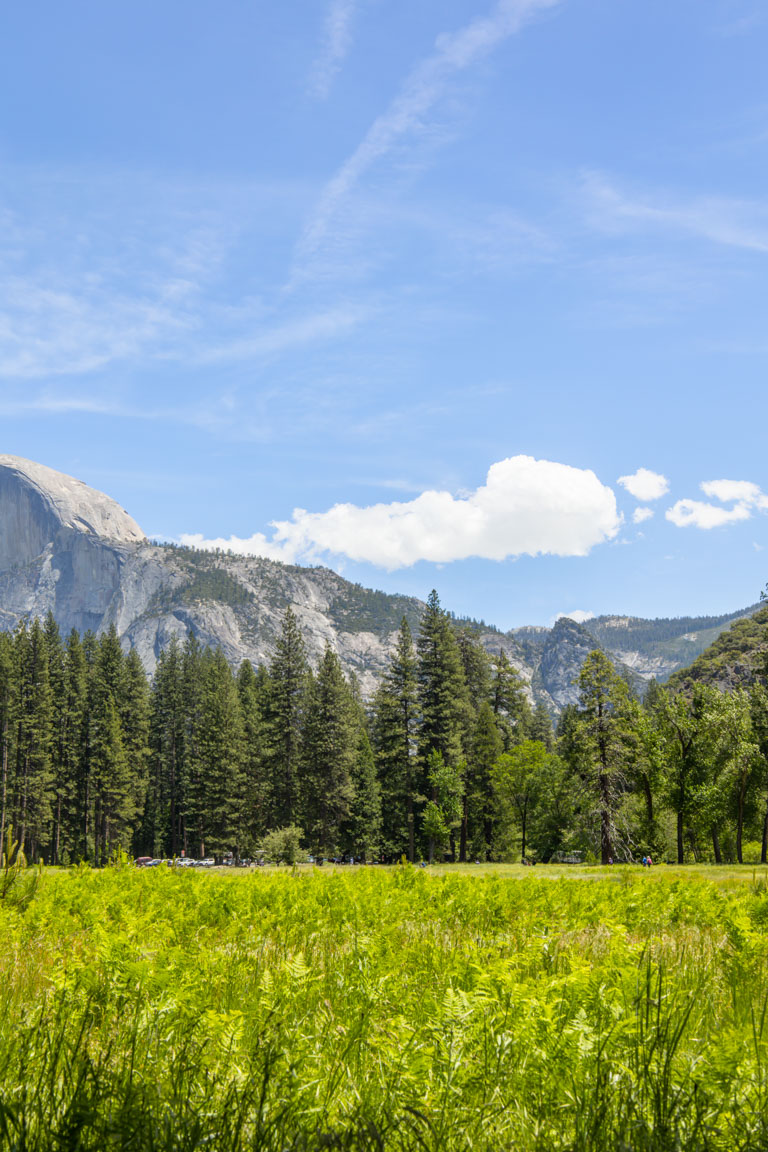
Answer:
417;591;470;767
462;700;502;860
528;703;554;751
62;629;88;861
180;634;205;857
13;619;54;860
147;636;186;856
300;645;356;855
90;630;133;861
372;617;418;860
0;632;15;850
121;648;151;854
192;649;245;859
265;609;309;828
237;660;270;849
342;725;382;861
491;650;531;749
573;650;635;864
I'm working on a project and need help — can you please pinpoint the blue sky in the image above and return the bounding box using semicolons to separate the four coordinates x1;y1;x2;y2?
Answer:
1;0;767;629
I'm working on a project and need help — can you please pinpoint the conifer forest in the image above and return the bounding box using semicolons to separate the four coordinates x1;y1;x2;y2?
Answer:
4;590;768;868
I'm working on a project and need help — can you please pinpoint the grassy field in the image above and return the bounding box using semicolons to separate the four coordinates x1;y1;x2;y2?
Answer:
2;863;768;1150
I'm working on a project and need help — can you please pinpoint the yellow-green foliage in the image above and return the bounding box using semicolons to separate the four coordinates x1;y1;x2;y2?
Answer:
2;866;768;1149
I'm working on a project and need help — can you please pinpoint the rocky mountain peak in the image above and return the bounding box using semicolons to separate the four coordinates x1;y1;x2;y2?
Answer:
0;455;144;571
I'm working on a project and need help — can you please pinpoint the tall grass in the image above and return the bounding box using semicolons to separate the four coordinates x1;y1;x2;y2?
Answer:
1;866;768;1149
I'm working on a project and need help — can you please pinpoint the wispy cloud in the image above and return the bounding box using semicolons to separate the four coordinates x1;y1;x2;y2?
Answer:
582;173;768;254
310;0;361;99
296;0;561;273
195;306;367;365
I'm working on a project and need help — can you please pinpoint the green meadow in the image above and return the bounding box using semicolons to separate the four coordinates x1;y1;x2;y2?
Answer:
3;864;768;1151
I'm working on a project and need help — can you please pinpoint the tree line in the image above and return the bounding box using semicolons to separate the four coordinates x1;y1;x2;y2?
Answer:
1;590;768;865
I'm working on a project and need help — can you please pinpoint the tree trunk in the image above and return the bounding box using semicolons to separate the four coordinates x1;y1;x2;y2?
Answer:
54;792;61;865
599;771;612;864
0;717;7;851
19;754;29;856
521;804;527;862
459;793;467;863
677;808;684;865
712;824;722;864
407;766;415;863
643;776;653;824
761;801;768;865
170;738;177;857
737;772;747;864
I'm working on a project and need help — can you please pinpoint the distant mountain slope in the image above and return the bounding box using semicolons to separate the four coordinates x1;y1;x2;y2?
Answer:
0;454;760;708
666;605;768;693
583;605;761;683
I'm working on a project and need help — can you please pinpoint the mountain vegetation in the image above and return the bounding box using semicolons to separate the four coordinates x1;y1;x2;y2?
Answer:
4;588;768;869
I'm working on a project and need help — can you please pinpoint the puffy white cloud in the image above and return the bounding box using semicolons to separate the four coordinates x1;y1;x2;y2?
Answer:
633;507;654;524
181;455;621;570
666;477;768;530
557;610;595;624
618;468;669;502
701;479;768;508
666;499;752;530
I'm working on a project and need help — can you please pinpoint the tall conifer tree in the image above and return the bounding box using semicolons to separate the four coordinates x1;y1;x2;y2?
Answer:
265;608;309;827
372;617;419;860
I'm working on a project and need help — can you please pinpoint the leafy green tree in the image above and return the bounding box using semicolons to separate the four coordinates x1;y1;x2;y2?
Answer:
750;685;768;863
656;685;715;863
492;740;554;861
260;824;306;864
710;688;763;864
423;750;463;863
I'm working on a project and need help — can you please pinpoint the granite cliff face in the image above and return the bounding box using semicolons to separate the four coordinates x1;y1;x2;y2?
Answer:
0;455;145;636
0;455;755;707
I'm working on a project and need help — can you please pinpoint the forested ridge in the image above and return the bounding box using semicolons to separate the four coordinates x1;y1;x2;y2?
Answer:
3;590;768;867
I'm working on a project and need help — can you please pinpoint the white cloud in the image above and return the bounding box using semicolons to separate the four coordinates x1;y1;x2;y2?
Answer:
557;610;595;624
633;507;654;524
618;468;669;502
666;477;768;529
701;479;768;507
666;499;752;530
310;0;360;99
298;0;560;265
582;173;768;254
180;454;621;569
